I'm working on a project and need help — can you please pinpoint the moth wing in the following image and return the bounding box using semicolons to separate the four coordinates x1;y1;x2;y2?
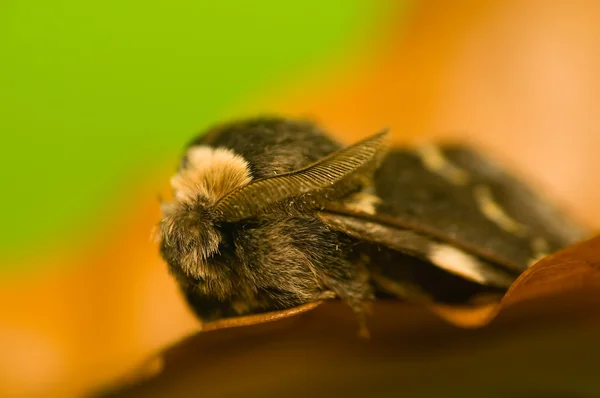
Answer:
442;145;589;247
322;146;588;273
317;210;516;288
317;209;510;319
319;145;589;295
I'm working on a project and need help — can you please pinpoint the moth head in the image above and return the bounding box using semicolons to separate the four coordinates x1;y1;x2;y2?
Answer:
159;129;389;279
159;146;252;278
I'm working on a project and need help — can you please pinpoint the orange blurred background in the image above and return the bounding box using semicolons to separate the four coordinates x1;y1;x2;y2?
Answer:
2;1;600;396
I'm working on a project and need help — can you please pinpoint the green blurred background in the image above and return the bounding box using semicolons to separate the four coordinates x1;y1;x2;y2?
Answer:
0;1;393;267
3;1;600;396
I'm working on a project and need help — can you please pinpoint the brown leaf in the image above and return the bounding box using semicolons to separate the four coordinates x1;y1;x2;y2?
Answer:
100;236;600;397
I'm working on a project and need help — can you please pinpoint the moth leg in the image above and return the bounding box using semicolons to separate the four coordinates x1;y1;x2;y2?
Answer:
320;259;374;338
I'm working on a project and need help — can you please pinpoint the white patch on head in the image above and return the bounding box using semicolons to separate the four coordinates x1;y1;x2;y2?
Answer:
429;244;514;288
170;146;252;205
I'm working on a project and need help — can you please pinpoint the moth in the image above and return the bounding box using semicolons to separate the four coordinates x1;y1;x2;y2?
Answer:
158;117;588;331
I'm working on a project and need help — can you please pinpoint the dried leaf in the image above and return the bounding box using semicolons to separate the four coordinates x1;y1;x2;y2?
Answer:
101;236;600;397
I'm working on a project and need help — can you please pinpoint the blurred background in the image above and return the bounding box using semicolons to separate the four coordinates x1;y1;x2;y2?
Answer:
1;1;600;396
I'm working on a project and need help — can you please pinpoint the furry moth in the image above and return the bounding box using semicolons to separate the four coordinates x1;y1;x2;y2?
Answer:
158;117;588;329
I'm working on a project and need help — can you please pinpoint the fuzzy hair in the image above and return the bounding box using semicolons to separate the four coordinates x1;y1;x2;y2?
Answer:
160;146;252;281
162;118;373;322
160;199;223;280
178;215;373;321
171;146;252;205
